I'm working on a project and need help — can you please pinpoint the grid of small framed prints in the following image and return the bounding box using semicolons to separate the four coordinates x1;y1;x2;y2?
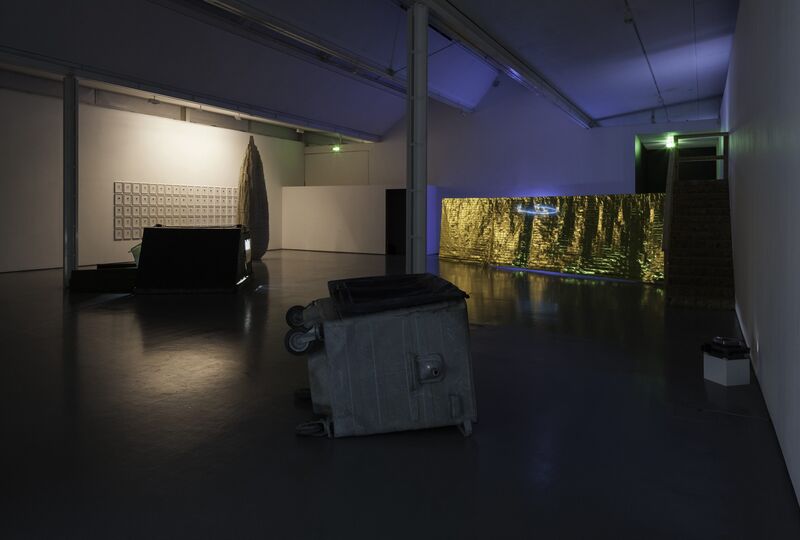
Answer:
113;181;239;241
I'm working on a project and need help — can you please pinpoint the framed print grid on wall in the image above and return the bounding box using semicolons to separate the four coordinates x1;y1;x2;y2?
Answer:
113;182;239;241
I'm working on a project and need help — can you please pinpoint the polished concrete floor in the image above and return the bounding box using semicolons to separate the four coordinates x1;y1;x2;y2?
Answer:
1;250;798;539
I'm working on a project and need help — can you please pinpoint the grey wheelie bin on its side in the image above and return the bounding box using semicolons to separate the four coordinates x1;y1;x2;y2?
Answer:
285;273;477;438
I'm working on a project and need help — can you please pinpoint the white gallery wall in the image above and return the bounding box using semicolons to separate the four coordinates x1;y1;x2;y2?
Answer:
721;0;800;502
282;184;441;255
305;149;370;186
0;89;63;273
282;185;388;254
79;104;304;265
0;88;305;273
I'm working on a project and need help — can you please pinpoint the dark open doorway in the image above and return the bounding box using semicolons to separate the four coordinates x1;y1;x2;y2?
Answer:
385;189;406;256
636;134;719;193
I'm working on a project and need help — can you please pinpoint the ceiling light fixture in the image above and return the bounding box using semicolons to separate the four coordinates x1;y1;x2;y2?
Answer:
666;135;676;149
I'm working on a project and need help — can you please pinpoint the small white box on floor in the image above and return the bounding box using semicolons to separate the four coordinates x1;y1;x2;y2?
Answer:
703;352;750;386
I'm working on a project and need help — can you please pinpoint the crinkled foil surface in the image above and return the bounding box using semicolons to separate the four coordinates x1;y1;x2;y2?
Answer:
439;194;665;283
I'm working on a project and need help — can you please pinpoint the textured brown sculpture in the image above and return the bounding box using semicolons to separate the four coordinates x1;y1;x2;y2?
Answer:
439;194;665;283
237;136;269;259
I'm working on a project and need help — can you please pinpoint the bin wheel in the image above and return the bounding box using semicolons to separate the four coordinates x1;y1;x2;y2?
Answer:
285;305;305;328
285;328;311;355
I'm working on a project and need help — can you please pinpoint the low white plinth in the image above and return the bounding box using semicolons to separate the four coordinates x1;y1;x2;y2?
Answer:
703;352;750;386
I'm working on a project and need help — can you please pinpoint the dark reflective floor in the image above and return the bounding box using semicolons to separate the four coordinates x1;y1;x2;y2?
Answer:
1;250;798;539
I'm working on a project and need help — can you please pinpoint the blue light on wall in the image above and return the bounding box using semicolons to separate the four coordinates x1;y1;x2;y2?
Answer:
516;203;559;216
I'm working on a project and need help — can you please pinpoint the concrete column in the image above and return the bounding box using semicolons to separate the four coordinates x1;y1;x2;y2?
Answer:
63;74;78;287
406;2;428;274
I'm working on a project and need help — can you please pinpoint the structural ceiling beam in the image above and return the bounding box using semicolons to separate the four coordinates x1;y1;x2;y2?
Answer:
407;0;597;128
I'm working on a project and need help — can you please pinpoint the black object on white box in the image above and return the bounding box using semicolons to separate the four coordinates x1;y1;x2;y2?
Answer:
702;336;750;359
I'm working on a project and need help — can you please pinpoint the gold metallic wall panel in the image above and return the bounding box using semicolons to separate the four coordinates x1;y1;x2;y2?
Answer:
440;194;665;283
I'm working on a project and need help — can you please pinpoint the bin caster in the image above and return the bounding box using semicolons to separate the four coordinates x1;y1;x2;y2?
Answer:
285;327;314;355
285;305;305;328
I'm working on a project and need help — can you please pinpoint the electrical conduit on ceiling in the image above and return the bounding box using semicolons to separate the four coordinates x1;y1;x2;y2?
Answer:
624;0;670;122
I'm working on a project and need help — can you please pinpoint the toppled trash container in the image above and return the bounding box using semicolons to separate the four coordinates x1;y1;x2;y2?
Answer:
286;273;477;438
702;336;751;386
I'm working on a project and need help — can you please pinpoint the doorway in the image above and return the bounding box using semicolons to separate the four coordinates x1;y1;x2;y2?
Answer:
385;189;406;256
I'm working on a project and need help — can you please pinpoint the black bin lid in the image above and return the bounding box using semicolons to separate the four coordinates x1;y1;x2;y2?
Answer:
328;273;468;316
701;337;750;359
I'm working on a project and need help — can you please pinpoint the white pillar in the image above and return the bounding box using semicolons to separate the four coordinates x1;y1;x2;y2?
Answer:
63;74;78;287
406;2;428;274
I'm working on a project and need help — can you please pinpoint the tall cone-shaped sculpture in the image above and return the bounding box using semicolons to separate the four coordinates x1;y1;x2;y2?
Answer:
238;136;269;259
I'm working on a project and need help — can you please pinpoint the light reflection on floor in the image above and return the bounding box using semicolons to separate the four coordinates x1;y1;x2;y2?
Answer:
0;251;797;539
436;258;666;332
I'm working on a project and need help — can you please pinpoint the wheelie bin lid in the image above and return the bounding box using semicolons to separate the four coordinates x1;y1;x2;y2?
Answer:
327;273;468;316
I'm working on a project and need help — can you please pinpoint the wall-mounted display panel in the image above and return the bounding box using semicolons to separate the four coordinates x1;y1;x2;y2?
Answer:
113;182;238;241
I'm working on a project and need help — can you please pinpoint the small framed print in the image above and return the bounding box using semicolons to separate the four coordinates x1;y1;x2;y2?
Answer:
158;196;164;205
123;183;131;193
114;229;123;240
123;217;132;228
123;194;132;205
163;185;170;195
132;218;140;227
133;228;141;239
114;194;123;205
123;207;132;217
141;207;149;217
115;206;123;217
123;229;132;240
114;217;122;228
132;183;140;194
141;184;149;194
132;195;140;205
132;207;140;217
